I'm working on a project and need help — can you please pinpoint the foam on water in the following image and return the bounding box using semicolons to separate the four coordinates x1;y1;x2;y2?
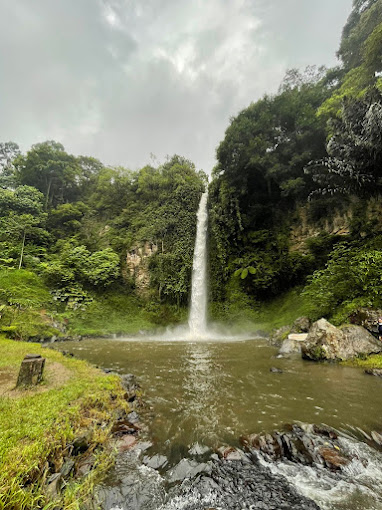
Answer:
258;437;382;510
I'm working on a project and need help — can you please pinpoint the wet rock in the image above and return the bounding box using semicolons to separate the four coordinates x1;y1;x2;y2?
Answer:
111;419;139;436
242;423;352;472
217;446;246;461
17;354;45;387
302;319;382;361
127;411;140;423
270;367;283;373
365;368;382;377
142;454;168;470
60;458;75;478
269;326;290;347
168;458;212;483
279;333;308;355
313;424;338;439
318;447;350;470
46;473;63;497
189;443;211;456
118;435;137;451
291;316;311;333
120;373;140;402
371;431;382;446
164;459;320;510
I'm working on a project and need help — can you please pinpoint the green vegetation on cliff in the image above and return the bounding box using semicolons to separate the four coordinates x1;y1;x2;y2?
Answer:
208;0;382;325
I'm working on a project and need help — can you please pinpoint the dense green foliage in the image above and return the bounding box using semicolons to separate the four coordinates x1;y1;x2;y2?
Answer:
0;142;205;337
209;0;382;323
1;1;382;336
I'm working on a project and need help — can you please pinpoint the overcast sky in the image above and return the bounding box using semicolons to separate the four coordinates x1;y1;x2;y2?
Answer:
0;0;352;172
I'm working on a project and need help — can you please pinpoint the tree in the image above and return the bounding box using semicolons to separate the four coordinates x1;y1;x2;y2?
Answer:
306;91;382;197
0;141;20;188
16;141;84;209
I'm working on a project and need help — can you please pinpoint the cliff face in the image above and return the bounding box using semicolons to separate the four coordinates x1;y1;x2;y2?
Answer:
126;242;158;295
289;207;352;253
289;197;382;253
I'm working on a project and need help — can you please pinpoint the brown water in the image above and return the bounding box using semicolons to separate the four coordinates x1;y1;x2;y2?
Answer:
56;336;382;457
56;336;382;510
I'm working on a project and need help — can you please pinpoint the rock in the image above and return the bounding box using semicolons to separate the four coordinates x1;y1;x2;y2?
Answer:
241;423;352;472
371;431;382;446
318;447;349;471
348;308;382;332
16;354;45;387
142;454;168;469
120;373;140;402
270;367;283;374
168;458;211;483
217;446;245;461
60;458;75;478
291;316;311;333
269;325;291;347
279;334;308;355
189;443;211;456
111;419;139;436
302;319;382;361
127;411;140;423
118;435;137;451
365;368;382;377
46;473;63;497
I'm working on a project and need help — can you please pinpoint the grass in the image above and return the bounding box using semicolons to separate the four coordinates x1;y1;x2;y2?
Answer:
342;354;382;370
66;291;156;336
0;335;129;510
254;288;312;332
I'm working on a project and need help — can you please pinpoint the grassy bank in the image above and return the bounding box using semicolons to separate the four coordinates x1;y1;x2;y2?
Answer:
342;355;382;370
0;335;129;510
211;287;312;334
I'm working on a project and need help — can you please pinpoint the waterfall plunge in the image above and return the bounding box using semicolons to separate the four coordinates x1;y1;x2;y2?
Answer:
188;192;208;337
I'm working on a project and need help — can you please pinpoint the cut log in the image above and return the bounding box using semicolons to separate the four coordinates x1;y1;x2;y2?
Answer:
16;354;45;387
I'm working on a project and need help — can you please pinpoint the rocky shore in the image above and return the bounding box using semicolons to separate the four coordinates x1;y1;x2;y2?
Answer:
272;309;382;362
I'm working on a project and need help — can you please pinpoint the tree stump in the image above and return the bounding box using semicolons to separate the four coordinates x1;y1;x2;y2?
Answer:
16;354;45;387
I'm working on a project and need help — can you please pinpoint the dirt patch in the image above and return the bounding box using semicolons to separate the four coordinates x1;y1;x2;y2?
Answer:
0;361;72;398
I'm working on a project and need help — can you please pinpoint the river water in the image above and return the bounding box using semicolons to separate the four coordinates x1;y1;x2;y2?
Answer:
56;336;382;509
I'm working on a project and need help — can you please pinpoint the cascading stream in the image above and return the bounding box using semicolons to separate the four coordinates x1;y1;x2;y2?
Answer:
188;191;208;338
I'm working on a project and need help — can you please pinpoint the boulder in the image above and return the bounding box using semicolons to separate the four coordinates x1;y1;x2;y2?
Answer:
348;308;382;333
302;319;382;361
269;325;291;347
279;333;308;355
291;316;311;334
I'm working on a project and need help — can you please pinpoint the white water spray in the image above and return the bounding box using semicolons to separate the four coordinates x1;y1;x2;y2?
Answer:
188;192;208;337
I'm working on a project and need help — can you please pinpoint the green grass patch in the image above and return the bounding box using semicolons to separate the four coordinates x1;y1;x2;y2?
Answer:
254;288;312;332
342;354;382;370
0;335;129;510
66;291;156;336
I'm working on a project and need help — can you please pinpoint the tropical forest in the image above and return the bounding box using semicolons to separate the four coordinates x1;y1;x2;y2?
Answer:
1;1;382;509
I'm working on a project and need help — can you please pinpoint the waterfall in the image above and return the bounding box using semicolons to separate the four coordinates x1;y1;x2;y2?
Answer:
188;191;208;337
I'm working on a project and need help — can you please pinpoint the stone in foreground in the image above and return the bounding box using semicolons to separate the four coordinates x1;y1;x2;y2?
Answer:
302;319;382;361
279;333;308;355
16;354;45;387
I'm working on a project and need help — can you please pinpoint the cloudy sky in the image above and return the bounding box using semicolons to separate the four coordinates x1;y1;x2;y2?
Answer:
0;0;352;172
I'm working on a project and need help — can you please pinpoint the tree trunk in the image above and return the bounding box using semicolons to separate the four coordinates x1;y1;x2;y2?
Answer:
17;354;45;387
18;230;26;270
